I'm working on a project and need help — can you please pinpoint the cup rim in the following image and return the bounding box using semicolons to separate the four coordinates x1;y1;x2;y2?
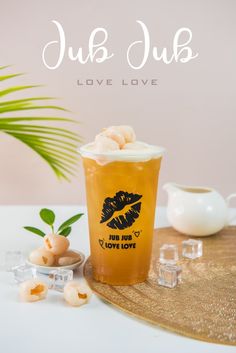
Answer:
79;142;165;162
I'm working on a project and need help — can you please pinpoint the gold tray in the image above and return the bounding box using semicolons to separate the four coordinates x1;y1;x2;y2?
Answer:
84;226;236;345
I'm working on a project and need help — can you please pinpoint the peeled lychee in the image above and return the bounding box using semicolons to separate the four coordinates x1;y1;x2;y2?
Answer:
94;135;119;152
64;281;91;307
101;127;126;148
44;233;70;256
57;250;81;266
29;248;55;266
116;125;136;144
19;280;48;302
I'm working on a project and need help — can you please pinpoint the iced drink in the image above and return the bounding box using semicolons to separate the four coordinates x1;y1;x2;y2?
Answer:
80;126;164;285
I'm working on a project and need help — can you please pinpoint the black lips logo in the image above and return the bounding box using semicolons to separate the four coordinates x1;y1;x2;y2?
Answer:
100;191;142;230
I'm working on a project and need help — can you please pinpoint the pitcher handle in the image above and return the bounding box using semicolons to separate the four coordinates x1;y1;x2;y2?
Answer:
226;194;236;225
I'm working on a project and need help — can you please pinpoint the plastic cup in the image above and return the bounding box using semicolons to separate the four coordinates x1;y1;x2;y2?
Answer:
80;145;164;285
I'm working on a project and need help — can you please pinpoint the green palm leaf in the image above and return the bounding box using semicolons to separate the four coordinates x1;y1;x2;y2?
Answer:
0;85;42;98
0;67;81;180
0;73;23;82
0;104;68;114
0;97;55;106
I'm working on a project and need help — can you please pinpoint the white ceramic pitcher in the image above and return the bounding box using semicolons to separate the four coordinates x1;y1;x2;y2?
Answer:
163;183;236;236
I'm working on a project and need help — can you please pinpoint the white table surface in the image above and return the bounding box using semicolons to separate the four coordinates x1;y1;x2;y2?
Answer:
0;205;235;353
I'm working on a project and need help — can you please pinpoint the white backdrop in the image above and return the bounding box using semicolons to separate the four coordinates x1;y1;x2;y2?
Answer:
0;0;235;205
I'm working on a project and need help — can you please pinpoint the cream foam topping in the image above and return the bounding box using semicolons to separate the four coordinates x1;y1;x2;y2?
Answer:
79;125;165;163
79;142;164;164
79;141;165;163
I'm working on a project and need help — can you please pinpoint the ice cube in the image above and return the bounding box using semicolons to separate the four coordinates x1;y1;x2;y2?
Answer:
49;268;73;292
13;264;37;283
159;244;178;265
182;239;203;259
4;251;24;271
158;264;181;288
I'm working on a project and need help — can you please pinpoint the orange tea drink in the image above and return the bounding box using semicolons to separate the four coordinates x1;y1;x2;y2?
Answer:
80;126;164;285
